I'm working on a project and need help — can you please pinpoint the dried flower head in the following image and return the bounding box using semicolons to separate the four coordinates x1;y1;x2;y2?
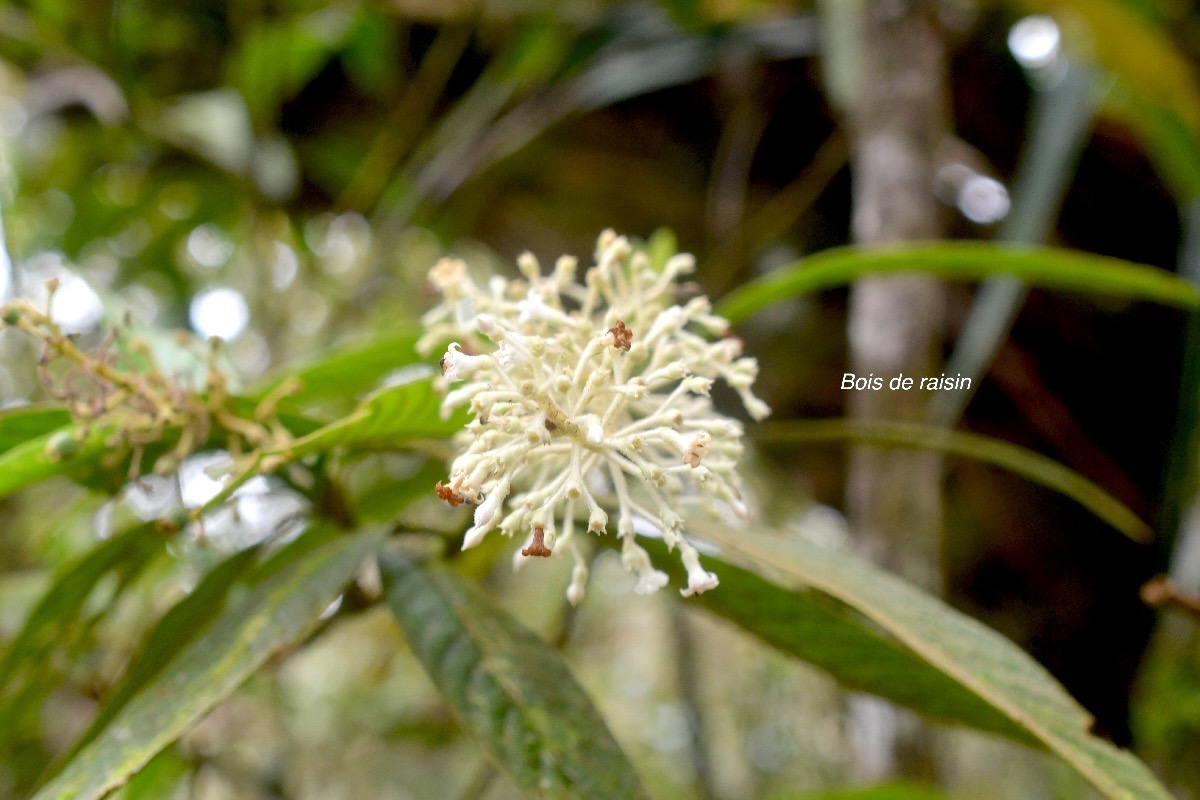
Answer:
418;230;769;602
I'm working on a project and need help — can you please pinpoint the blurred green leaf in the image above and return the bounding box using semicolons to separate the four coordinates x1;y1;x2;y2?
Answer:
341;10;402;97
229;7;360;123
108;749;189;800
0;524;163;741
0;424;114;501
31;525;382;800
1106;82;1200;205
352;457;446;524
51;546;262;773
682;521;1175;800
276;378;463;460
0;405;71;456
501;19;573;88
716;243;1200;323
771;781;949;800
380;549;650;800
252;328;423;409
0;397;331;501
755;419;1153;543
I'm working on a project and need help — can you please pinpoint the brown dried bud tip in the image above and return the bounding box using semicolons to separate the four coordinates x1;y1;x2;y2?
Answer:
607;320;632;351
521;525;553;557
435;480;465;507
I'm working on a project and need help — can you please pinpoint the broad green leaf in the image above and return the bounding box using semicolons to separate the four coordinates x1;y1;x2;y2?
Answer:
32;526;383;800
755;420;1152;543
0;524;163;739
273;378;463;461
683;521;1174;800
0;404;70;456
380;550;650;800
51;547;261;772
716;243;1200;324
251;328;423;408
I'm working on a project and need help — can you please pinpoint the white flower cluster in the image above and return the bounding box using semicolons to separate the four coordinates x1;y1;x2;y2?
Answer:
417;230;768;602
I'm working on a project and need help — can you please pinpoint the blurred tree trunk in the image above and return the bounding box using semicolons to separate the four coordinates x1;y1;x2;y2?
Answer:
845;0;947;782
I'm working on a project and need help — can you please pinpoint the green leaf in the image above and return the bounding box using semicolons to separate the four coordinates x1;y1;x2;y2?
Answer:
51;547;261;772
681;521;1174;800
0;524;163;739
0;424;114;501
108;749;189;800
229;8;358;122
251;328;423;409
632;538;1037;746
716;243;1200;324
755;419;1152;543
0;404;70;456
0;400;326;501
352;457;447;524
380;550;650;800
32;526;383;800
274;378;463;461
771;782;949;800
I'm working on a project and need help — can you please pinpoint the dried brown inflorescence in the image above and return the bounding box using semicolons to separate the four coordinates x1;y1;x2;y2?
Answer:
435;480;466;507
1;281;300;532
607;319;633;351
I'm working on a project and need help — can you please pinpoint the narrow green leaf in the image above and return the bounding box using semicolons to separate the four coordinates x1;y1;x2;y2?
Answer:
32;526;382;800
755;419;1152;543
108;749;188;800
52;547;261;771
634;538;1036;746
716;243;1200;323
380;550;650;800
0;404;71;456
275;379;463;461
684;521;1174;800
0;524;163;739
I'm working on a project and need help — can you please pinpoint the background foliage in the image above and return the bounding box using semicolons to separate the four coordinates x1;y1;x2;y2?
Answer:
1;0;1200;799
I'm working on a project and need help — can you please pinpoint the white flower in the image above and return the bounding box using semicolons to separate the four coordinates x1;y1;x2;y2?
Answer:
679;542;719;597
418;230;769;601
